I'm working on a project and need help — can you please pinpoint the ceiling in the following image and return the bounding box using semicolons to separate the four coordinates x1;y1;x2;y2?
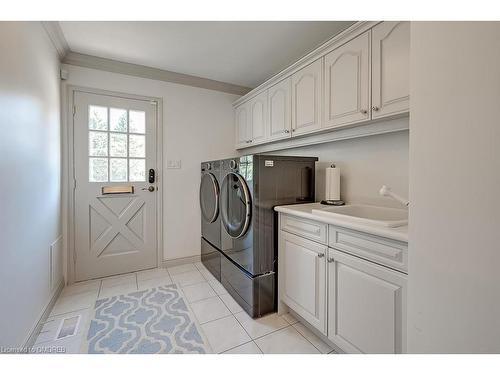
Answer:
59;21;354;89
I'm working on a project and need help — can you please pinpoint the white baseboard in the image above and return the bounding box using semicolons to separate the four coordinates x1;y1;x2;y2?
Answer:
22;278;64;351
161;255;201;268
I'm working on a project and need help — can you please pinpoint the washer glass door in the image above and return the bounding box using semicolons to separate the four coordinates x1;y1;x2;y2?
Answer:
220;172;251;238
199;173;219;223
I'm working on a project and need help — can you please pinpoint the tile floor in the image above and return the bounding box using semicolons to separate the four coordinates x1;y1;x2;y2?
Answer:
34;262;335;354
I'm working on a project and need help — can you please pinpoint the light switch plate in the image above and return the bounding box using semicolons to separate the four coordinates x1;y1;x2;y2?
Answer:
167;160;182;169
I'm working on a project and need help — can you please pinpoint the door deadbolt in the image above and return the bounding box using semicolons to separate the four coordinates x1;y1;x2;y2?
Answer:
149;169;155;183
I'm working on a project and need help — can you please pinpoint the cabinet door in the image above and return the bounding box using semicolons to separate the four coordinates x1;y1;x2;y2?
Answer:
327;248;406;353
249;91;268;145
291;59;322;136
323;32;370;129
268;78;292;141
235;102;251;149
371;21;410;119
281;232;327;333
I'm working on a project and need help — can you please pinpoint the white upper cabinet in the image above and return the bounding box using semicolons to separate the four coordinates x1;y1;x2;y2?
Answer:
323;31;371;129
235;102;251;148
327;248;406;353
291;59;322;136
268;78;292;141
371;21;410;118
249;90;268;145
233;21;410;149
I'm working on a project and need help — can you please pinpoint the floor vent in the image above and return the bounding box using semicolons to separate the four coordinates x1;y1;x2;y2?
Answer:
55;315;81;340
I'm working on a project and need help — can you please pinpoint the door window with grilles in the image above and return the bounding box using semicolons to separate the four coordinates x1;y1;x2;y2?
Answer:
88;105;146;182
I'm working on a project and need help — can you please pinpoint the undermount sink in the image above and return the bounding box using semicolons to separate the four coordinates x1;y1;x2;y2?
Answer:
312;204;408;228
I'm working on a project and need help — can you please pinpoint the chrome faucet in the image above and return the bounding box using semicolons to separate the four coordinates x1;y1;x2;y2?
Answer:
379;185;409;207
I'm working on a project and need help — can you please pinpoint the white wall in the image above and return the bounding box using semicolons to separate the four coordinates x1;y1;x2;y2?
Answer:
62;65;239;262
408;22;500;353
0;22;62;347
270;127;409;208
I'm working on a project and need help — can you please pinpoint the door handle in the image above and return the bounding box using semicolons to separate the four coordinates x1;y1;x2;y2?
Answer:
142;186;155;192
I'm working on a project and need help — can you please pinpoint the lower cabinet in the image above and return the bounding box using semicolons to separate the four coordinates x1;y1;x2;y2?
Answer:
279;215;408;353
281;232;327;334
327;248;407;353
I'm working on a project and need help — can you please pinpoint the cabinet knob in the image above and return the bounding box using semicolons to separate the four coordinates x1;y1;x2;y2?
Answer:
360;109;368;114
372;106;379;111
327;257;334;263
317;253;325;258
284;129;290;134
292;128;296;132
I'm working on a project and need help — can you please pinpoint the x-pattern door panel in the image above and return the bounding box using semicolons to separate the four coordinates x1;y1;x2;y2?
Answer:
89;195;145;257
73;91;158;281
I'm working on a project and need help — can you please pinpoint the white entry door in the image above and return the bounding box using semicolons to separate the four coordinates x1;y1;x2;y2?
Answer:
73;91;158;281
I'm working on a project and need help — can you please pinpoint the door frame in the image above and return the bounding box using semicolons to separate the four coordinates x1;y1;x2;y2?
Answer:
63;85;164;284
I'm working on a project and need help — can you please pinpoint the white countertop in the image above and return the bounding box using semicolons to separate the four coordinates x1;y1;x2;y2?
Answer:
274;202;408;243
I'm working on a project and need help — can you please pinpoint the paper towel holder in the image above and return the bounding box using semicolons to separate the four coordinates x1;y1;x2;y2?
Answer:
321;164;345;206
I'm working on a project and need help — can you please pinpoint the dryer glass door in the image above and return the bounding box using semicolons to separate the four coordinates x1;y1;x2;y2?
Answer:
200;173;219;223
220;172;251;239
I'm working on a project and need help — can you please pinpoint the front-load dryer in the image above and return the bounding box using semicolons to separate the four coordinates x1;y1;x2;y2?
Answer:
219;155;318;317
200;160;222;280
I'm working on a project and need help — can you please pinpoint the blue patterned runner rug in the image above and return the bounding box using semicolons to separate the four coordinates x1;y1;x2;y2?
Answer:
83;284;211;353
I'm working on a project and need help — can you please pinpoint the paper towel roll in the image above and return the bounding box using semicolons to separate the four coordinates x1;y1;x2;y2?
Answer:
325;165;341;201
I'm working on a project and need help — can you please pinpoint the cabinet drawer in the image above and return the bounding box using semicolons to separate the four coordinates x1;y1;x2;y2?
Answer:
280;214;327;244
328;226;407;273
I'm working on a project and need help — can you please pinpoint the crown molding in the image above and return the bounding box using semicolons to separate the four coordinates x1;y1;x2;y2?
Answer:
62;51;251;96
41;21;69;59
233;21;380;106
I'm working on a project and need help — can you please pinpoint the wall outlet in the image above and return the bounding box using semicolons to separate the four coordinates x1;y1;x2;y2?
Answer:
167;160;182;169
60;68;69;80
